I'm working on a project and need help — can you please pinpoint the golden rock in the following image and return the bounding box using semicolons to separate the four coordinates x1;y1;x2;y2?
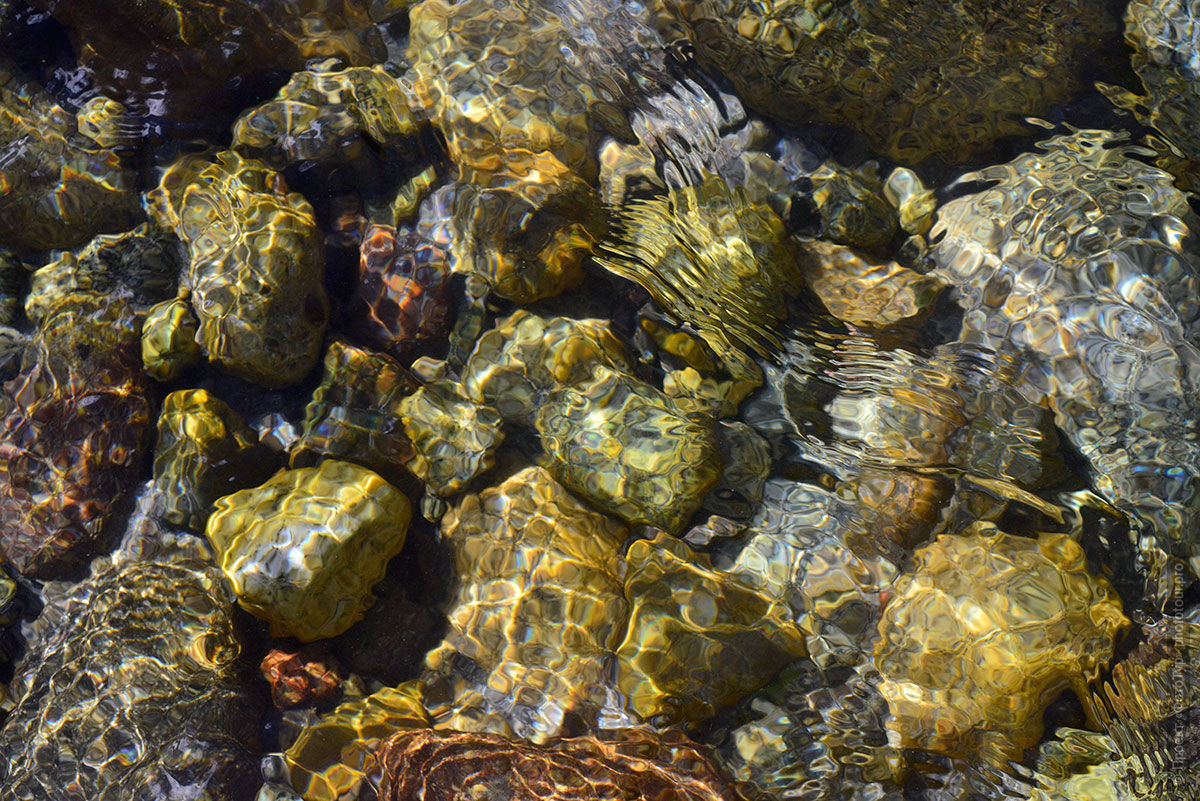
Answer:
424;466;628;740
798;239;944;329
616;532;806;724
873;523;1129;757
663;0;1111;164
462;310;632;427
205;460;411;641
285;682;428;801
536;365;722;534
233;60;421;165
397;378;505;497
600;171;802;358
291;341;419;483
140;296;202;382
152;389;277;532
146;150;328;388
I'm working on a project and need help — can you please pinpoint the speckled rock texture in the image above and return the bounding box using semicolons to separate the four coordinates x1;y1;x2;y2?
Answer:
205;460;412;641
0;293;150;578
536;364;722;534
0;499;262;800
423;466;628;740
146;150;329;388
663;0;1111;164
376;727;743;801
873;523;1128;758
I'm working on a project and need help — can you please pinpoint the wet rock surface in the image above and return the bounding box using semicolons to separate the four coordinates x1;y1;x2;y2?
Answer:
0;2;1196;799
0;502;262;800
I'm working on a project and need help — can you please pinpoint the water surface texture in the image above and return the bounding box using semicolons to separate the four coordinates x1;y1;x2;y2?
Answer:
0;1;1197;799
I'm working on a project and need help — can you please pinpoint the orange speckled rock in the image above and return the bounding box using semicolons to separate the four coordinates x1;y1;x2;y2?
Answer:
873;523;1129;758
376;727;743;801
349;226;453;354
0;293;150;578
260;644;342;709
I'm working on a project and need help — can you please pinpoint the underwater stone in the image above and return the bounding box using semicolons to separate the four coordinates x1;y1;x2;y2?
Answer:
0;293;150;578
616;532;807;725
0;508;262;800
75;96;139;150
536;364;722;534
260;644;342;710
406;0;664;302
873;524;1129;758
929;129;1200;601
600;171;802;358
30;0;384;123
146;150;328;388
424;466;628;740
205;460;412;641
376;727;743;801
291;340;419;483
152;389;277;532
664;0;1110;164
285;682;429;801
140;295;202;381
462;309;633;427
348;225;454;355
0;56;138;252
397;377;504;497
24;223;182;324
0;250;24;325
233;60;420;165
716;661;904;801
798;239;944;329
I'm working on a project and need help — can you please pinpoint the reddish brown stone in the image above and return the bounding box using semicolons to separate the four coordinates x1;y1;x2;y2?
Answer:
350;225;452;354
377;727;743;801
0;293;150;578
260;644;342;709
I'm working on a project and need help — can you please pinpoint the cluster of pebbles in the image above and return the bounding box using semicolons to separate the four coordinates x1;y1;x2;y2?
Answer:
0;0;1197;799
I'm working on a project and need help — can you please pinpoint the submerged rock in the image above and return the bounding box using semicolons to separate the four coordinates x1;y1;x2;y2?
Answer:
260;644;342;710
285;683;429;801
664;0;1110;163
24;223;181;324
929;129;1200;600
29;0;385;123
462;310;632;427
147;150;328;388
536;364;722;534
291;340;419;482
873;524;1128;758
0;293;150;578
205;460;412;641
406;0;666;301
140;295;203;381
152;389;277;532
616;532;807;724
349;225;454;354
397;377;504;497
233;60;420;165
375;727;743;801
0;496;262;800
0;56;138;252
600;171;802;358
424;466;628;740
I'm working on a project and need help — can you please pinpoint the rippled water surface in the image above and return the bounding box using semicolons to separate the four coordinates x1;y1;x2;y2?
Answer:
0;0;1196;799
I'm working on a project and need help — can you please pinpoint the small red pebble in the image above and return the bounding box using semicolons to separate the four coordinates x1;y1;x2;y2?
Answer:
260;644;343;709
